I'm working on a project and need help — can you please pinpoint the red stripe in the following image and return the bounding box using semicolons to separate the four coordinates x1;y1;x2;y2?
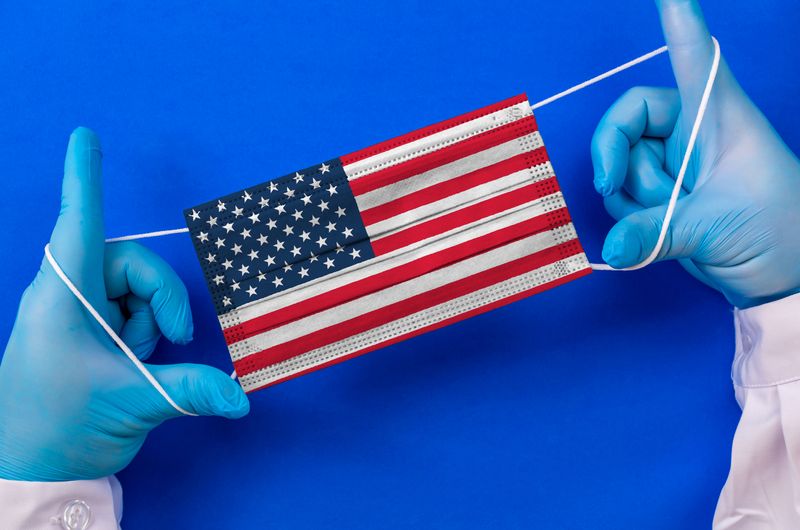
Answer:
360;148;551;226
242;268;592;392
340;94;528;166
371;177;561;256
234;239;585;377
223;207;574;344
349;115;538;197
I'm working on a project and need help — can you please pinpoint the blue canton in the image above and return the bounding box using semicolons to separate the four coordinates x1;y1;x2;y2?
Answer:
184;159;374;314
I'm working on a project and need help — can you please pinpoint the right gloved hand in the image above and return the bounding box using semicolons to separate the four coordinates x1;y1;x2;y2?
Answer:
591;0;800;308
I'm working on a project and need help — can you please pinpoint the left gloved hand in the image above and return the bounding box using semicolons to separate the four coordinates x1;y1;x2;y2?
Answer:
0;127;249;482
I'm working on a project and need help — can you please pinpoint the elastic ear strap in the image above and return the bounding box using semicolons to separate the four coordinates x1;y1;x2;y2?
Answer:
590;37;721;271
43;243;197;417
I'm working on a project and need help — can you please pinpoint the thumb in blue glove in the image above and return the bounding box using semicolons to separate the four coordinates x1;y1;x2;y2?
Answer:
591;0;800;308
0;127;249;482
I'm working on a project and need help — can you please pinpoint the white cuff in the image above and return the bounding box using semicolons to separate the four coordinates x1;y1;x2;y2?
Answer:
0;475;122;529
732;292;800;388
714;293;800;528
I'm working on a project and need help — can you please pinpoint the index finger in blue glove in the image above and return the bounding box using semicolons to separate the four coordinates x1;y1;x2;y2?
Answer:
656;0;715;102
47;128;107;312
591;86;680;196
104;241;194;353
48;128;106;298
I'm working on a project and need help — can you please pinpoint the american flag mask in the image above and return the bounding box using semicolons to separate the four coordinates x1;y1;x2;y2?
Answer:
184;94;592;393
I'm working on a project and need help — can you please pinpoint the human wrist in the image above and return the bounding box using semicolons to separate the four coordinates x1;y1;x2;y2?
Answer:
729;285;800;310
0;427;38;482
0;410;72;482
732;292;800;387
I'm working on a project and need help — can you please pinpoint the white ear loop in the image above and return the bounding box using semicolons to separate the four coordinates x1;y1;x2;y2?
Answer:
44;38;720;413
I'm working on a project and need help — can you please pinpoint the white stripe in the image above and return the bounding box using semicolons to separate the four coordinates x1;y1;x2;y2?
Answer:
343;101;533;180
366;164;555;239
229;223;579;361
238;253;590;391
219;191;568;330
354;132;544;211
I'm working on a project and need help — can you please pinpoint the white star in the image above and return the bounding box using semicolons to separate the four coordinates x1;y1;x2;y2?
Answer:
282;224;294;236
232;243;243;255
248;249;259;261
324;257;335;269
335;245;344;254
299;230;311;242
309;253;319;263
335;206;346;218
258;196;269;208
246;285;258;297
284;187;295;198
349;248;361;259
318;200;329;212
222;296;232;307
316;236;328;248
190;209;201;221
342;227;354;238
257;271;266;282
238;264;250;276
291;209;303;221
294;172;304;183
309;215;321;227
301;194;312;206
233;205;244;217
310;177;321;189
319;162;331;174
242;190;253;202
274;240;285;251
222;259;234;270
325;221;337;233
222;222;234;233
269;182;279;193
257;234;268;246
298;267;309;278
249;212;260;224
240;227;251;239
275;203;286;215
290;246;302;257
272;276;283;288
264;255;276;266
327;184;338;196
214;238;226;249
212;274;225;285
197;231;209;243
205;252;216;263
283;262;293;273
206;216;218;228
231;282;241;291
217;200;227;212
266;218;278;230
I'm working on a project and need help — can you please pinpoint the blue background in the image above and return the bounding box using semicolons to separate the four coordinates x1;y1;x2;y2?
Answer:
1;1;797;528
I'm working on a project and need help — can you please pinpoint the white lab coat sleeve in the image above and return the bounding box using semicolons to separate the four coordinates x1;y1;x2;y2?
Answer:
0;475;122;529
714;292;800;529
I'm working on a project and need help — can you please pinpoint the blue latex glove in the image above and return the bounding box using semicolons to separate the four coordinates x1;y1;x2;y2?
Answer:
592;0;800;308
0;128;249;482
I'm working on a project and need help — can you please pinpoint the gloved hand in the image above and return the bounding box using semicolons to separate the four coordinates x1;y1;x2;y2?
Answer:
591;0;800;308
0;128;249;482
